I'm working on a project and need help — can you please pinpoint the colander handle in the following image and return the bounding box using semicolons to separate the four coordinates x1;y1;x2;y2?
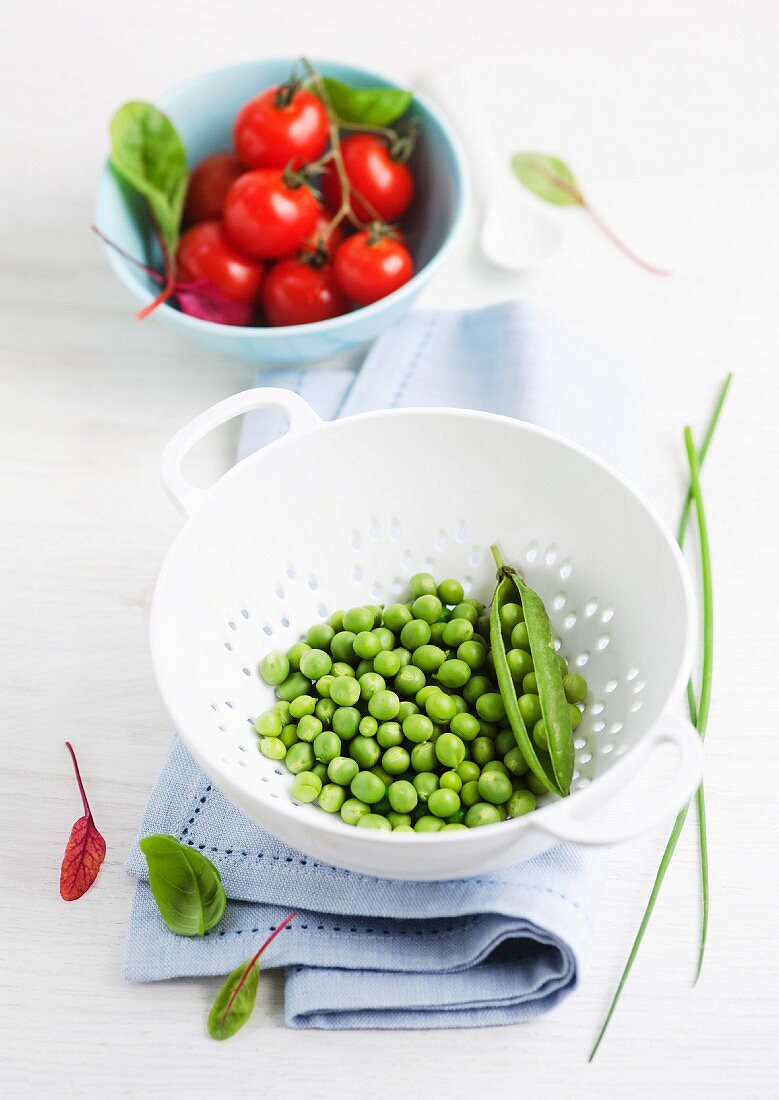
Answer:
539;713;704;845
160;388;322;517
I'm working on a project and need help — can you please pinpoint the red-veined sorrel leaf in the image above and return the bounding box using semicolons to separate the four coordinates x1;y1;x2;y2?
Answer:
60;742;106;901
175;279;255;326
208;912;296;1040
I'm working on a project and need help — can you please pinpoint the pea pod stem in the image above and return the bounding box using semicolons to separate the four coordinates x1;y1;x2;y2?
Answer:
590;378;727;1060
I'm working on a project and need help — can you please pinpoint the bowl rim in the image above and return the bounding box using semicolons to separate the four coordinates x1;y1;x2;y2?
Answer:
150;403;697;848
95;56;469;338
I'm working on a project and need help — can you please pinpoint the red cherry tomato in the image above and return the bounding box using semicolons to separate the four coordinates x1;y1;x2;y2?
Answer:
303;206;346;257
262;257;349;326
223;169;319;259
333;231;414;306
176;220;264;303
322;135;415;223
183;152;245;225
234;84;329;170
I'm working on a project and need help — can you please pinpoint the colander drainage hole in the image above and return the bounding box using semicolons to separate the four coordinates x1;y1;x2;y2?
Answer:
390;519;401;540
630;700;644;713
401;551;413;569
317;605;328;618
468;547;482;566
601;605;615;623
608;722;623;735
553;593;566;611
224;642;232;651
591;702;604;714
626;666;640;681
275;586;285;599
369;519;380;540
286;567;296;579
605;678;618;693
575;652;590;667
600;742;614;755
308;577;318;590
545;544;557;565
525;541;538;563
633;679;646;693
281;617;290;628
596;634;610;650
371;583;382;598
353;565;364;582
564;613;577;629
242;667;251;676
350;532;361;550
559;558;573;580
435;532;447;551
455;523;468;543
240;608;249;619
263;625;273;636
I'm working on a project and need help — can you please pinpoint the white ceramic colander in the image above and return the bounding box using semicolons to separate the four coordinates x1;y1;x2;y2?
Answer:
152;388;702;880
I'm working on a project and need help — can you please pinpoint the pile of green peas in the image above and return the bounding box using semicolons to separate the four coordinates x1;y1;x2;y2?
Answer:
255;573;588;833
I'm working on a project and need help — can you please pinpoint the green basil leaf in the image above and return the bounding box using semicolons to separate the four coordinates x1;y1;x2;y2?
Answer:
139;834;226;936
322;76;412;126
511;152;582;206
109;101;188;257
208;959;260;1040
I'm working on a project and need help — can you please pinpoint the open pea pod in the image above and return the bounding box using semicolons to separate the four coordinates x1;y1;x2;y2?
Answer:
491;546;575;797
489;574;560;797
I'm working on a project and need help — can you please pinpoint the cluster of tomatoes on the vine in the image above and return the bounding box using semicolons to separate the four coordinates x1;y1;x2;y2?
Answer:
177;78;416;327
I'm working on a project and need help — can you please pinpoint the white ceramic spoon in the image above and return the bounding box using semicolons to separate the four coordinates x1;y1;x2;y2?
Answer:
417;65;564;271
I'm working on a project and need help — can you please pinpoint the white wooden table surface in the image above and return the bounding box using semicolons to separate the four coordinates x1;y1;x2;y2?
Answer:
3;1;778;1096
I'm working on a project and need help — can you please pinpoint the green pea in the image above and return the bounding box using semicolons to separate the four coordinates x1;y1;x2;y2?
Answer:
564;673;588;704
476;692;506;723
373;627;395;651
395;647;411;668
276;671;312;701
383;602;413;632
457;640;486;671
510;622;531;652
254;709;283;737
465;802;502;827
414;815;445;833
370;764;393;787
499;602;524;634
518;693;543;727
413;771;439;803
387;812;412;828
312;763;329;785
437;578;465;605
358;672;386;700
482;760;509;777
450;712;479;742
353;631;381;660
330;631;357;663
382;746;410;775
415;684;439;707
351;771;386;804
428;788;460;818
526;770;550;796
355;658;373;679
495;729;516;757
508;789;537;817
403;713;434;744
393;824;415;832
274;700;291;720
342;606;373;634
394;663;426;696
329;610;345;630
506;648;534;682
330;661;355;679
374;649;401;677
463;675;492;706
411;594;443;624
340;797;370;826
472;736;496;766
368;689;400;721
313;730;341;763
286;642;311;671
439;770;462;792
429;622;447;646
318;783;346;814
478;720;500;739
332;706;360;739
388;779;418;813
570;704;583;731
533;719;549;750
299;648;332;680
306;622;335;649
451;601;479;625
359;714;378;737
354;813;390;831
442;822;468;831
279;723;299;748
457;760;481;784
377;721;403;748
400;618;432;650
349;735;381;769
296;714;322;742
504;746;530;777
286;742;315;774
259;652;290;686
330;676;361;707
522;672;538;694
291;770;322;803
327;755;359;786
409;572;437;598
289;695;316;719
315;698;336;726
425;691;457;724
557;654;569;676
460;780;481;807
259;736;286;760
397;700;418;722
436;658;471;689
435;732;466;769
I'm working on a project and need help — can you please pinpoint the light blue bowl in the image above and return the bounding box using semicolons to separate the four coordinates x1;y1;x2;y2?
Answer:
95;58;467;364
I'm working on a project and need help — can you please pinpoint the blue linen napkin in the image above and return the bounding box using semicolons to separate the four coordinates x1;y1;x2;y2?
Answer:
125;299;643;1029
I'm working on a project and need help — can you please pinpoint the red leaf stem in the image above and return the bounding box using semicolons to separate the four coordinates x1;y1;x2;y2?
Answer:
220;911;296;1027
